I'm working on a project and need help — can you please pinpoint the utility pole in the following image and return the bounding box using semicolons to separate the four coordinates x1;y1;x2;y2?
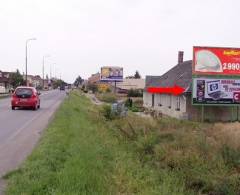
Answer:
42;57;44;89
25;38;36;86
50;64;52;79
42;55;50;89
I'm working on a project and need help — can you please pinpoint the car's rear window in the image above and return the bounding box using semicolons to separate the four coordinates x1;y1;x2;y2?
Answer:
15;88;33;98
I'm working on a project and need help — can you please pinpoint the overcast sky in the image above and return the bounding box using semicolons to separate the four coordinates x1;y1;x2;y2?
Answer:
0;0;239;82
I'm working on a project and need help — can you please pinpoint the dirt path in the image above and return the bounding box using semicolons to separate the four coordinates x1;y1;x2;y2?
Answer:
84;93;104;105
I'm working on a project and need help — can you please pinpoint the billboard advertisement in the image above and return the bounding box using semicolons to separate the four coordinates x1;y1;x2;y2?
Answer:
193;47;240;75
192;78;240;105
100;66;123;81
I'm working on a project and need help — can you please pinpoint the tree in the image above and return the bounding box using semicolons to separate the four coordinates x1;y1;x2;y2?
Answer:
126;71;141;79
9;69;24;88
52;79;66;89
87;83;98;93
74;75;84;87
134;71;141;79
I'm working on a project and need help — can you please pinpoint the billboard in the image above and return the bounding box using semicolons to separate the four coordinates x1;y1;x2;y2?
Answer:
100;66;123;81
193;47;240;75
192;78;240;105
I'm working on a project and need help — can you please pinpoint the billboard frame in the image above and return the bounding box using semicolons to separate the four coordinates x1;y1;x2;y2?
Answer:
100;66;123;82
192;46;240;76
191;77;240;106
191;46;240;122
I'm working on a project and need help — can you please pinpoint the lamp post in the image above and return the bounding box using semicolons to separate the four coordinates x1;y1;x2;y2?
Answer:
25;38;37;86
49;63;55;89
42;55;50;89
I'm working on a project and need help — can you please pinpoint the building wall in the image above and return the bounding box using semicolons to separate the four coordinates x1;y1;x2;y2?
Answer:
144;92;240;121
143;92;188;119
88;73;100;84
0;72;11;91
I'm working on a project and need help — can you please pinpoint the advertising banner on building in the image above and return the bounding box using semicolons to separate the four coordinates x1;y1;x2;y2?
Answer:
193;47;240;75
192;78;240;105
100;66;123;81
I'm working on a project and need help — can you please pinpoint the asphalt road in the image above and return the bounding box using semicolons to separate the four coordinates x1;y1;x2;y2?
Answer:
0;90;66;193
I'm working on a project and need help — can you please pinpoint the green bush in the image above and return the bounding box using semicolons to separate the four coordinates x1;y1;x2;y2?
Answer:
87;84;98;93
100;105;115;120
130;106;139;112
127;89;143;97
134;99;143;107
106;88;111;93
136;133;159;162
125;98;144;112
97;93;117;103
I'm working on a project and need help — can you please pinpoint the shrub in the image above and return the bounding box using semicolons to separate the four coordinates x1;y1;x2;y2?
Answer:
134;99;143;107
87;84;98;93
130;106;139;112
97;93;117;103
125;98;133;108
136;133;159;162
127;89;143;97
106;88;111;93
100;105;115;120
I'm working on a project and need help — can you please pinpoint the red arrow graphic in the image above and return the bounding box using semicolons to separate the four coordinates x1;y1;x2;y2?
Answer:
147;85;185;96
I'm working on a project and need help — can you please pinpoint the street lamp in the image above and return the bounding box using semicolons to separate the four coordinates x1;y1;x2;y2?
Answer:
50;63;56;79
42;55;50;89
25;38;37;86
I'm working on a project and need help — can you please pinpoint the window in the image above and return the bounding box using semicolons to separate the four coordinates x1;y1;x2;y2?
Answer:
176;96;180;111
15;88;33;98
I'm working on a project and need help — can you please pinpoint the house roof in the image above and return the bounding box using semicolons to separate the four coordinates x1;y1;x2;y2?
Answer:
145;60;192;92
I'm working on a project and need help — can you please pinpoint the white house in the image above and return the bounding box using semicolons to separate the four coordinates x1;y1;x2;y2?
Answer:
143;52;240;122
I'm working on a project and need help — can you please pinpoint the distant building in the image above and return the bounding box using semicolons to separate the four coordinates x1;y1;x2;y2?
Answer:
0;71;11;92
27;75;43;89
43;79;49;89
113;78;145;93
143;52;240;122
88;73;101;84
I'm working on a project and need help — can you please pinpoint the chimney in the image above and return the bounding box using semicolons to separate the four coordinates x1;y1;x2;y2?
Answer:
178;51;184;64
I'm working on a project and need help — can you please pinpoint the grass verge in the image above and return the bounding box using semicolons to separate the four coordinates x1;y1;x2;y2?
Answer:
4;91;240;194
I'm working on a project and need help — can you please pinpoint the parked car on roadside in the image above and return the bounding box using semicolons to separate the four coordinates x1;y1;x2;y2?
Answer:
11;86;41;110
60;85;65;91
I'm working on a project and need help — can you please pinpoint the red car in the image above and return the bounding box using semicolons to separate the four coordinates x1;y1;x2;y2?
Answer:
11;87;41;110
